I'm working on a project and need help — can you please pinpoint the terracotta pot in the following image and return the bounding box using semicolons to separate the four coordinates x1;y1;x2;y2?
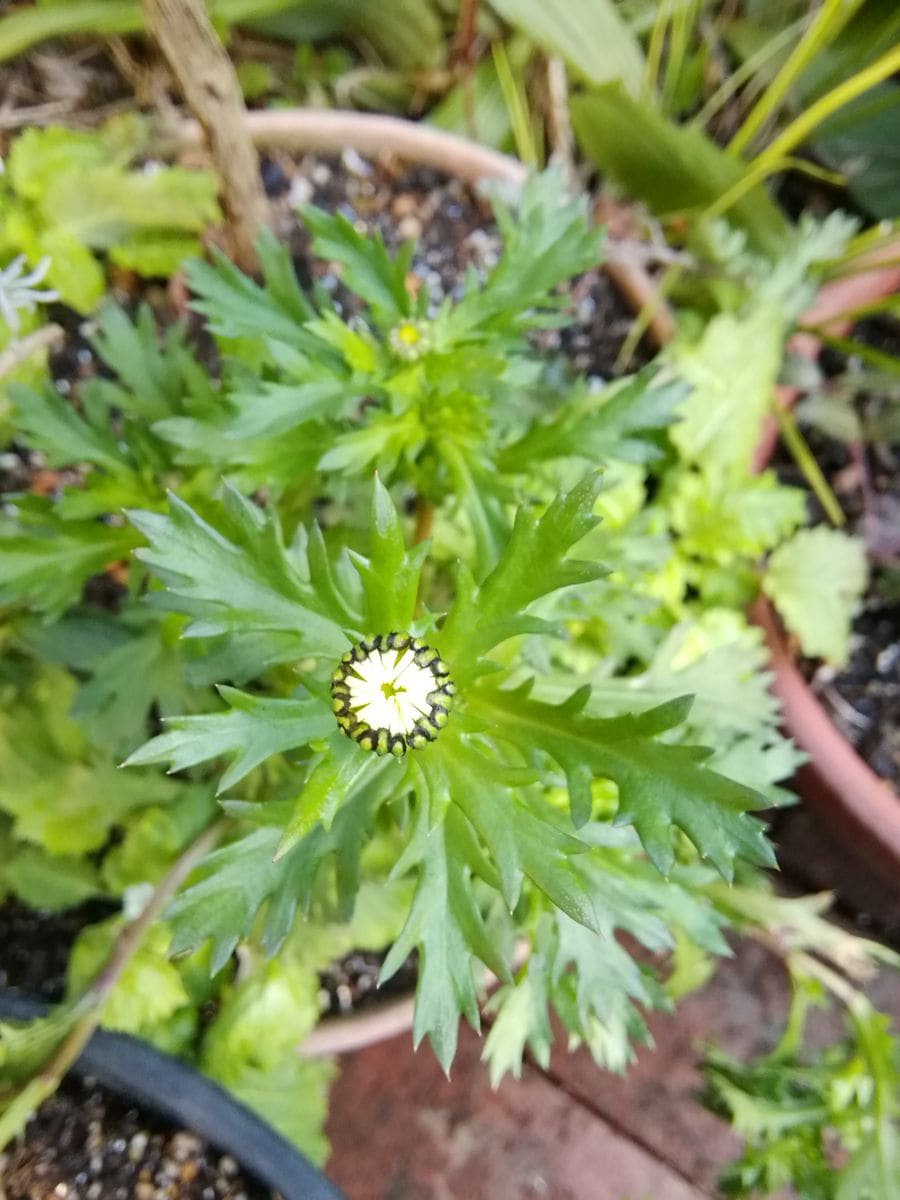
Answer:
748;252;900;883
171;107;900;1043
750;595;900;880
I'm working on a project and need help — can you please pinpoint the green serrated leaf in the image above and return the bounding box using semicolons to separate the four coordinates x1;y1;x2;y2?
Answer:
128;485;350;656
9;381;129;473
668;469;806;561
186;234;314;351
350;475;427;633
276;732;372;859
498;369;685;472
440;474;605;677
381;796;506;1072
0;521;136;618
301;205;412;323
124;686;333;793
672;304;785;478
474;690;773;880
483;952;553;1085
453;170;603;334
164;827;285;973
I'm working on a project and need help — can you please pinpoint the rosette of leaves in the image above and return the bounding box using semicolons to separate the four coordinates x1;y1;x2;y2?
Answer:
123;473;771;1071
1;169;680;613
157;169;682;577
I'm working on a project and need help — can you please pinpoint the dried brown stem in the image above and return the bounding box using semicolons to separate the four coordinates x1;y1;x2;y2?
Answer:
414;496;435;545
141;0;268;271
34;819;228;1093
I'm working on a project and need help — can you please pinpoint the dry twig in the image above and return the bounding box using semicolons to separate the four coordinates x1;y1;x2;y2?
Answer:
141;0;269;271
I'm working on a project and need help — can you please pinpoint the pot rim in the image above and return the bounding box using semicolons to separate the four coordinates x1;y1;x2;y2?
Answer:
748;255;900;881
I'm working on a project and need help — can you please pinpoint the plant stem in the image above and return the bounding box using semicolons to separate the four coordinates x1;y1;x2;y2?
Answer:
414;496;435;544
35;818;228;1092
0;323;63;381
773;403;845;527
141;0;269;272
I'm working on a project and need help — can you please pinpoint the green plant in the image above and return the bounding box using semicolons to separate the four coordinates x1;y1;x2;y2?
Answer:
0;117;219;313
702;886;900;1199
0;170;891;1186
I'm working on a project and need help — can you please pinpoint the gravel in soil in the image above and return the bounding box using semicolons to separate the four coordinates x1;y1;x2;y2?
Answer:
265;149;649;381
0;1075;276;1200
317;949;418;1017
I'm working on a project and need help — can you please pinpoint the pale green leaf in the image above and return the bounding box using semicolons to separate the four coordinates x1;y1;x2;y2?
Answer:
763;527;868;664
440;474;606;679
489;0;644;94
671;304;785;477
67;919;188;1034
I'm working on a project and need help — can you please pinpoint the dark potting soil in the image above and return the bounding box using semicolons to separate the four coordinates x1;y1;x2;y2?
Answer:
317;949;418;1017
0;899;117;1003
0;1074;275;1200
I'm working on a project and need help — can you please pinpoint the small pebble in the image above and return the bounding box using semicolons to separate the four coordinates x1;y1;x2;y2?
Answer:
391;193;418;218
397;215;422;240
170;1131;201;1162
260;157;290;198
289;175;313;209
341;147;371;177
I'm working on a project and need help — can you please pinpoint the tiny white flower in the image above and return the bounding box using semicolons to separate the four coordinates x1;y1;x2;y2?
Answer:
0;255;59;336
331;633;455;755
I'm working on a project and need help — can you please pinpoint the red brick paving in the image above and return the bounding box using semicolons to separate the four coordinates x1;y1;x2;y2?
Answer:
325;935;900;1200
325;1021;708;1200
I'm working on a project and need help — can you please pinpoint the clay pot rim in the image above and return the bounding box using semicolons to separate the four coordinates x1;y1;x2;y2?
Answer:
748;254;900;883
169;106;900;1052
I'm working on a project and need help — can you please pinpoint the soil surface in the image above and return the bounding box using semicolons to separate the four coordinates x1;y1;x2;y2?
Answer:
261;149;645;381
0;900;117;1003
0;1075;275;1200
317;949;418;1018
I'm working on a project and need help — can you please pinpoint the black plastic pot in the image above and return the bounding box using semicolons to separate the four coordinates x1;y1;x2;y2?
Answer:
0;992;345;1200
